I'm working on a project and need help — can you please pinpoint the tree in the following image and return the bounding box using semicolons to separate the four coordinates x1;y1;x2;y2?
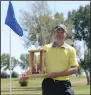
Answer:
20;1;69;48
1;53;19;71
74;45;82;77
54;12;65;25
59;10;77;46
1;71;9;78
20;1;53;47
79;58;90;85
65;10;76;38
72;4;90;85
72;5;90;47
11;71;18;78
19;53;29;70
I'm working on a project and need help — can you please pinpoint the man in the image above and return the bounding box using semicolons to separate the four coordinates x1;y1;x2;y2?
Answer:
41;24;79;95
20;24;79;95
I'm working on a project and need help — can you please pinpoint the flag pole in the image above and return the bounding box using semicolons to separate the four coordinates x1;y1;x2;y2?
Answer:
5;1;23;93
9;28;12;94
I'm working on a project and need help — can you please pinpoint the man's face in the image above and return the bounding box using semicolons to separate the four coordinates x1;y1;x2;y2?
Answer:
54;28;66;42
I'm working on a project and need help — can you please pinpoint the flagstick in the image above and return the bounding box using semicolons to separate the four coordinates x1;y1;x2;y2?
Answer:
9;28;12;94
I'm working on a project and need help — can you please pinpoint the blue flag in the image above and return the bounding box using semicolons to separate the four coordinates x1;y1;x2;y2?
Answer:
5;1;23;36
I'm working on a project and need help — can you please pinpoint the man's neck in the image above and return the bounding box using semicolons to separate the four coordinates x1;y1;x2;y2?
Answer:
55;41;64;47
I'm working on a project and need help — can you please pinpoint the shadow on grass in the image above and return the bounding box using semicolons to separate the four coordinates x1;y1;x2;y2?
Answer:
2;87;41;92
1;94;41;95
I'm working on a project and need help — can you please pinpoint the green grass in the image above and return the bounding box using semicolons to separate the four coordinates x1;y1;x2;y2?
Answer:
1;76;90;95
70;76;90;94
73;84;90;94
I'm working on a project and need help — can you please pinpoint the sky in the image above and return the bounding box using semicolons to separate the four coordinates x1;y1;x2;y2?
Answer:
1;1;90;74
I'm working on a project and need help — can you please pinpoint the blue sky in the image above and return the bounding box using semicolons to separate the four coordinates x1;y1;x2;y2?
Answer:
1;1;90;74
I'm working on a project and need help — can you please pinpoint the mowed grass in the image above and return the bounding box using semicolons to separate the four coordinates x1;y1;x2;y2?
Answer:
1;76;90;95
70;76;90;94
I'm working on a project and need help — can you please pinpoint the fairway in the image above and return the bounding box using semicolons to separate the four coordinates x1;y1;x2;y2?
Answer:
1;76;90;95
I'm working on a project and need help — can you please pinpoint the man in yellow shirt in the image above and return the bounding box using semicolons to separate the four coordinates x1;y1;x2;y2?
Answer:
20;24;79;95
41;24;79;95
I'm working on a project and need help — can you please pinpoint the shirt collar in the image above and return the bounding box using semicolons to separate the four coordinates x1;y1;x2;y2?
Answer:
52;41;67;48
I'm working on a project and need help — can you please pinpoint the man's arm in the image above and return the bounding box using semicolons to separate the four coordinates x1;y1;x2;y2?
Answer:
48;66;78;78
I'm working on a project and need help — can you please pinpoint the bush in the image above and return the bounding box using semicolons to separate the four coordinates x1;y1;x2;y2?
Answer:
11;71;18;78
19;79;28;86
1;71;9;78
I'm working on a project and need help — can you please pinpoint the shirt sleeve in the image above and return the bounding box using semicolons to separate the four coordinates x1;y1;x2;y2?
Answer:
69;47;79;67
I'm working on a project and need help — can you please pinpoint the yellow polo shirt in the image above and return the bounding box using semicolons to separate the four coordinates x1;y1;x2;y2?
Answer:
43;43;79;80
